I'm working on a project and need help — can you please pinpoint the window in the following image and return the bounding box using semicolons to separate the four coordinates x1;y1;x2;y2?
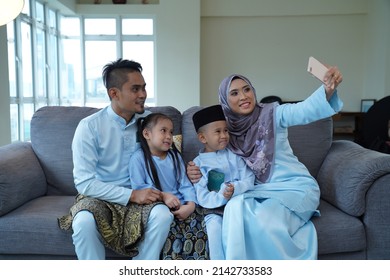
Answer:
7;0;155;142
60;16;155;108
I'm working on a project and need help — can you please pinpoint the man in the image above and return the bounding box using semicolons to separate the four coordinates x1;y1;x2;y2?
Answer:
60;58;173;260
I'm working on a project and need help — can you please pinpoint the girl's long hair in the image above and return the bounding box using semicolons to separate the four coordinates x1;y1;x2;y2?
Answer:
137;113;183;191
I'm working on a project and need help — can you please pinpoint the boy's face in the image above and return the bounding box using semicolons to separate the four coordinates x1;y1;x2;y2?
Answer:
198;120;229;153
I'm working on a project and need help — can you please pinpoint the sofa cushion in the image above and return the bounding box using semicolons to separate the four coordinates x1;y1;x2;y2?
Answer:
312;199;366;255
0;195;134;259
288;117;332;178
0;196;76;256
0;142;47;216
31;106;100;195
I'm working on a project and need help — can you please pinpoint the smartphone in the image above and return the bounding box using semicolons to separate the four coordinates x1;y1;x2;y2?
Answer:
307;56;328;83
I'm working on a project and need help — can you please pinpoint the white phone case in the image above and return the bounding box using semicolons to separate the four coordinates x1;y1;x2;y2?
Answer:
307;56;328;83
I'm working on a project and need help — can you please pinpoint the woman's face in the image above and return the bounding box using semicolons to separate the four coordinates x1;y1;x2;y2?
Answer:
227;78;256;115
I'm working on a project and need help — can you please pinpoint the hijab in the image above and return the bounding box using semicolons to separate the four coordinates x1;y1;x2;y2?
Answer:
218;74;275;183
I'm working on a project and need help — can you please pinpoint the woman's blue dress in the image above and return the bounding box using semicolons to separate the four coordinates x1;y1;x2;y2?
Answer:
222;86;343;259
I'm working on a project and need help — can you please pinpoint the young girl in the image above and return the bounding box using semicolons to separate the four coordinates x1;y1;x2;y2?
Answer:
129;113;197;222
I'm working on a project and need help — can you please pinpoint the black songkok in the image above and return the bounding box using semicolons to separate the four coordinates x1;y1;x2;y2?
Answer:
192;105;226;132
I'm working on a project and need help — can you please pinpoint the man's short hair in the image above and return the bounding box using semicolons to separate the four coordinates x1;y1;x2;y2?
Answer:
102;58;143;90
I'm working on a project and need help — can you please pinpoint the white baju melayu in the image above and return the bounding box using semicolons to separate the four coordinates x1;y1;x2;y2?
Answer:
193;148;255;259
222;86;343;259
71;105;173;260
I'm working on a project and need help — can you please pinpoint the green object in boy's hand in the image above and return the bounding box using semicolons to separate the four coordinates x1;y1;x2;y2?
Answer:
207;170;225;192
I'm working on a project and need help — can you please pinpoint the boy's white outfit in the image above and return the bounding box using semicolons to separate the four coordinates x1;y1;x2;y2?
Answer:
193;148;255;259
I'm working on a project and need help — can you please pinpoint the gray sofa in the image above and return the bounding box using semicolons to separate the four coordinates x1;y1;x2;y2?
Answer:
0;105;389;260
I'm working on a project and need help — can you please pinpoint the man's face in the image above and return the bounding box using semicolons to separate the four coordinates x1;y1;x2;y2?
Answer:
111;71;147;122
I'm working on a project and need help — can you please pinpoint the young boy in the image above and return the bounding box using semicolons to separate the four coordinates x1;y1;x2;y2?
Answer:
192;104;256;260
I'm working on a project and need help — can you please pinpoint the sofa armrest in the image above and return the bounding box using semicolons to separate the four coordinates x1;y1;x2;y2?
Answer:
364;174;390;259
0;142;47;216
317;140;390;217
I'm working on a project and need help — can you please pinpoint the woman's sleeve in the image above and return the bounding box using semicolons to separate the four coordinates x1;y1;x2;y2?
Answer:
277;85;343;128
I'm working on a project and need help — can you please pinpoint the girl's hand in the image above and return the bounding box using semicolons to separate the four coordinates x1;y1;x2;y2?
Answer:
323;66;343;99
172;201;196;221
223;183;235;199
162;192;181;210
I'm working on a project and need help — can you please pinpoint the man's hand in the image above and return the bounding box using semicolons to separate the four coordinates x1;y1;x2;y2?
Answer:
187;161;202;184
129;188;162;205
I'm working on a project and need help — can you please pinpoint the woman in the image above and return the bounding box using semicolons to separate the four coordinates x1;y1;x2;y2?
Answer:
188;65;343;259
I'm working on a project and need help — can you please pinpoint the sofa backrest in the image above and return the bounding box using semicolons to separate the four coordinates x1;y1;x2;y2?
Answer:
30;106;182;195
181;106;204;163
287;117;333;177
31;106;100;195
181;106;333;178
30;105;331;195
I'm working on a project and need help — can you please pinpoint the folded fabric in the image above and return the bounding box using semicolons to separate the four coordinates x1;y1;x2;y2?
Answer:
207;170;225;192
58;194;159;257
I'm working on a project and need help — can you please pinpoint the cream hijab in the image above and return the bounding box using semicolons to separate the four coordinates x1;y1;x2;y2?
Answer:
218;74;276;183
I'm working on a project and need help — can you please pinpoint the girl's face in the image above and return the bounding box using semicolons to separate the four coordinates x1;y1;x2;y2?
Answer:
227;78;256;115
198;120;229;153
143;118;173;158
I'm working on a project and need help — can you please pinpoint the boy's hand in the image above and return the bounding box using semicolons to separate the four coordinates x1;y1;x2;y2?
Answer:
223;183;234;199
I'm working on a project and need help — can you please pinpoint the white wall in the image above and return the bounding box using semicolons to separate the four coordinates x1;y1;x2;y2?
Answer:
364;0;390;100
200;0;372;111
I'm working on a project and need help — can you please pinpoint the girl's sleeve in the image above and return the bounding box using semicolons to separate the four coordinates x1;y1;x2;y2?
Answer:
277;85;343;128
128;149;155;190
177;158;198;203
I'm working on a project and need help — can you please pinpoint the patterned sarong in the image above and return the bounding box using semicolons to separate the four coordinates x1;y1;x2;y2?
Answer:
58;194;158;258
161;206;224;260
